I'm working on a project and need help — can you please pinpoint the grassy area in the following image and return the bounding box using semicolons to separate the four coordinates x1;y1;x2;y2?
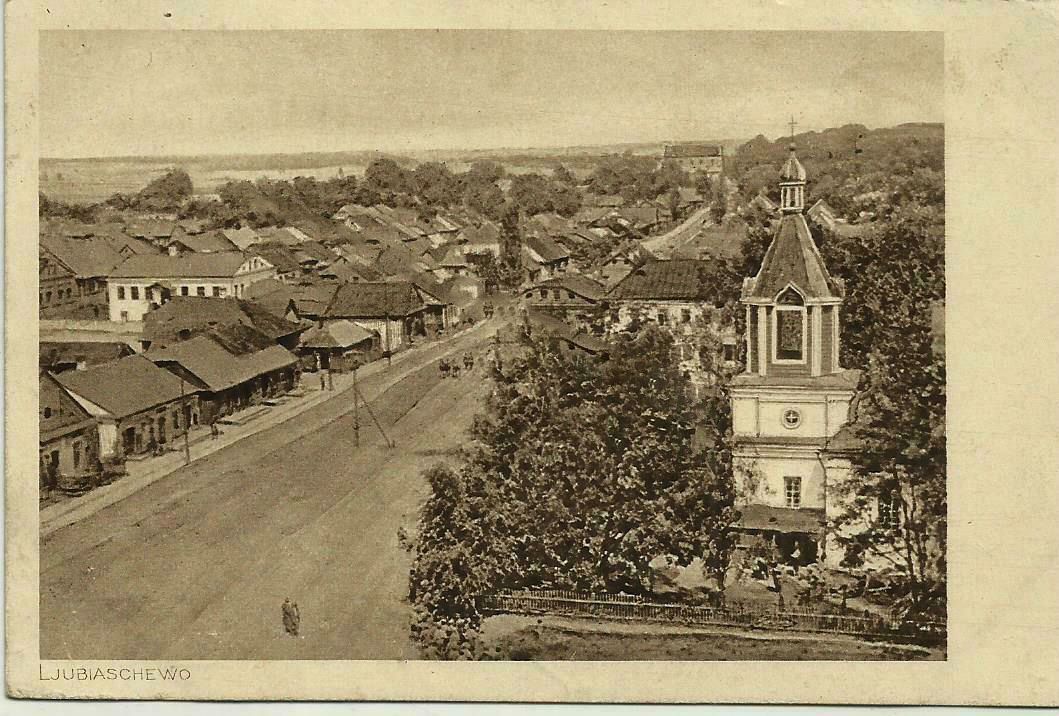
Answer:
483;615;943;661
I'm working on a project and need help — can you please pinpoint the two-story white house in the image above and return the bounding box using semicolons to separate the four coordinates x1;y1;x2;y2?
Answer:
106;252;275;322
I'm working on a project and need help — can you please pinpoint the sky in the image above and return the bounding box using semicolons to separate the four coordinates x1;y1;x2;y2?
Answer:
40;30;943;159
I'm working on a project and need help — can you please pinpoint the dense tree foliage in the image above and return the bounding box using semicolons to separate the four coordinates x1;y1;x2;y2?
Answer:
409;326;737;657
822;202;946;619
587;155;692;204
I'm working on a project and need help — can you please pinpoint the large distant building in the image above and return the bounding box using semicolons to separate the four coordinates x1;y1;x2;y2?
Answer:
661;143;724;176
106;252;276;322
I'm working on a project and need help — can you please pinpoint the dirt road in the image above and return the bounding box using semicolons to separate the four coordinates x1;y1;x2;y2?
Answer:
40;335;494;660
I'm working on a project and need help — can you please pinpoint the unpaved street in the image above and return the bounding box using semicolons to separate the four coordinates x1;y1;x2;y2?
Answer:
40;333;494;660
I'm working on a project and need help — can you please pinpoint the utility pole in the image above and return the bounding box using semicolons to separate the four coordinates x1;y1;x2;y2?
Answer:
179;374;190;466
352;361;360;448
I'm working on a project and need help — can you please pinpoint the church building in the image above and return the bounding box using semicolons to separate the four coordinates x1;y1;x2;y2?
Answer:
729;144;862;567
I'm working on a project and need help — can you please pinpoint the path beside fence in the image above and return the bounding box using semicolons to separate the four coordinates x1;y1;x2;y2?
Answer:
478;589;946;644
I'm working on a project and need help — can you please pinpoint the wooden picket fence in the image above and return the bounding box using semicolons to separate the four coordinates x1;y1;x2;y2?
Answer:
478;590;946;644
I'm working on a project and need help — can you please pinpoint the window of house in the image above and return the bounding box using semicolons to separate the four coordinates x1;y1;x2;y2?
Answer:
878;491;900;528
722;343;736;362
117;286;126;300
553;289;561;300
72;441;82;469
197;286;206;297
213;286;222;297
145;287;153;301
784;476;802;508
681;308;692;324
568;291;576;300
130;286;140;300
43;406;52;419
45;291;53;303
539;290;547;300
657;310;668;325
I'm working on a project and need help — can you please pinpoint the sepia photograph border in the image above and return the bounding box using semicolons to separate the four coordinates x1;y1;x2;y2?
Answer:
6;0;1059;704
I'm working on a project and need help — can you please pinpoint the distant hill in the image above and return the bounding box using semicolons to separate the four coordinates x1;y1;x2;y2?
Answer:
732;123;943;170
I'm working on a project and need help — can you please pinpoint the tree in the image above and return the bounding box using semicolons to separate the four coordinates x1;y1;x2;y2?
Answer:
551;163;576;186
824;202;946;620
413;162;459;208
364;157;411;196
410;326;737;657
135;168;193;211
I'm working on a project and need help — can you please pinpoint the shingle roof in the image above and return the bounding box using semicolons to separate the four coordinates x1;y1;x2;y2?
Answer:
40;234;125;278
56;354;190;418
172;230;238;253
251;244;301;274
220;227;263;251
374;244;419;277
526;309;609;354
109;251;252;279
741;214;841;302
147;336;298;392
142;296;304;344
124;220;176;239
40;372;96;443
439;246;468;267
40;341;136;371
299;320;377;350
607;259;719;301
244;280;340;319
524;234;570;263
533;273;606;301
325;281;425;318
663;143;723;159
459;223;501;245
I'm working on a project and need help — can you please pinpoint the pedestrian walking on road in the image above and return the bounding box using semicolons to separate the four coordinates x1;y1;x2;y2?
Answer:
209;422;219;440
439;359;450;379
463;353;474;373
282;597;300;637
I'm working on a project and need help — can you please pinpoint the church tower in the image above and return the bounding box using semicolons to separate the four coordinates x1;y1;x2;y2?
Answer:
729;144;861;565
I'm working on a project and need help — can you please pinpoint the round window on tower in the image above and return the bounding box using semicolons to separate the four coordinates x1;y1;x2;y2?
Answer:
781;408;802;430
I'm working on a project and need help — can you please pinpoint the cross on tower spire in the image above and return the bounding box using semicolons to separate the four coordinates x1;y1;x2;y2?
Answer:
788;115;798;139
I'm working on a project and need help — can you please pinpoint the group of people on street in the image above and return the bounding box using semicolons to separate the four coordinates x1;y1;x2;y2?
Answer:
439;352;475;379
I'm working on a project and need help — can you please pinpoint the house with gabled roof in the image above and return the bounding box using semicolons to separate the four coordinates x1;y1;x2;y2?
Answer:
167;229;239;255
606;257;740;391
40;234;126;319
324;281;439;352
55;354;200;459
141;296;306;351
39;372;101;496
661;143;724;176
525;308;609;359
522;234;571;283
146;333;300;424
458;222;502;259
106;252;276;322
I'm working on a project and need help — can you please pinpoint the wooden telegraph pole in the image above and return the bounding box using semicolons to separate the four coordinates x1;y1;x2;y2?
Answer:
179;374;190;465
352;360;360;448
